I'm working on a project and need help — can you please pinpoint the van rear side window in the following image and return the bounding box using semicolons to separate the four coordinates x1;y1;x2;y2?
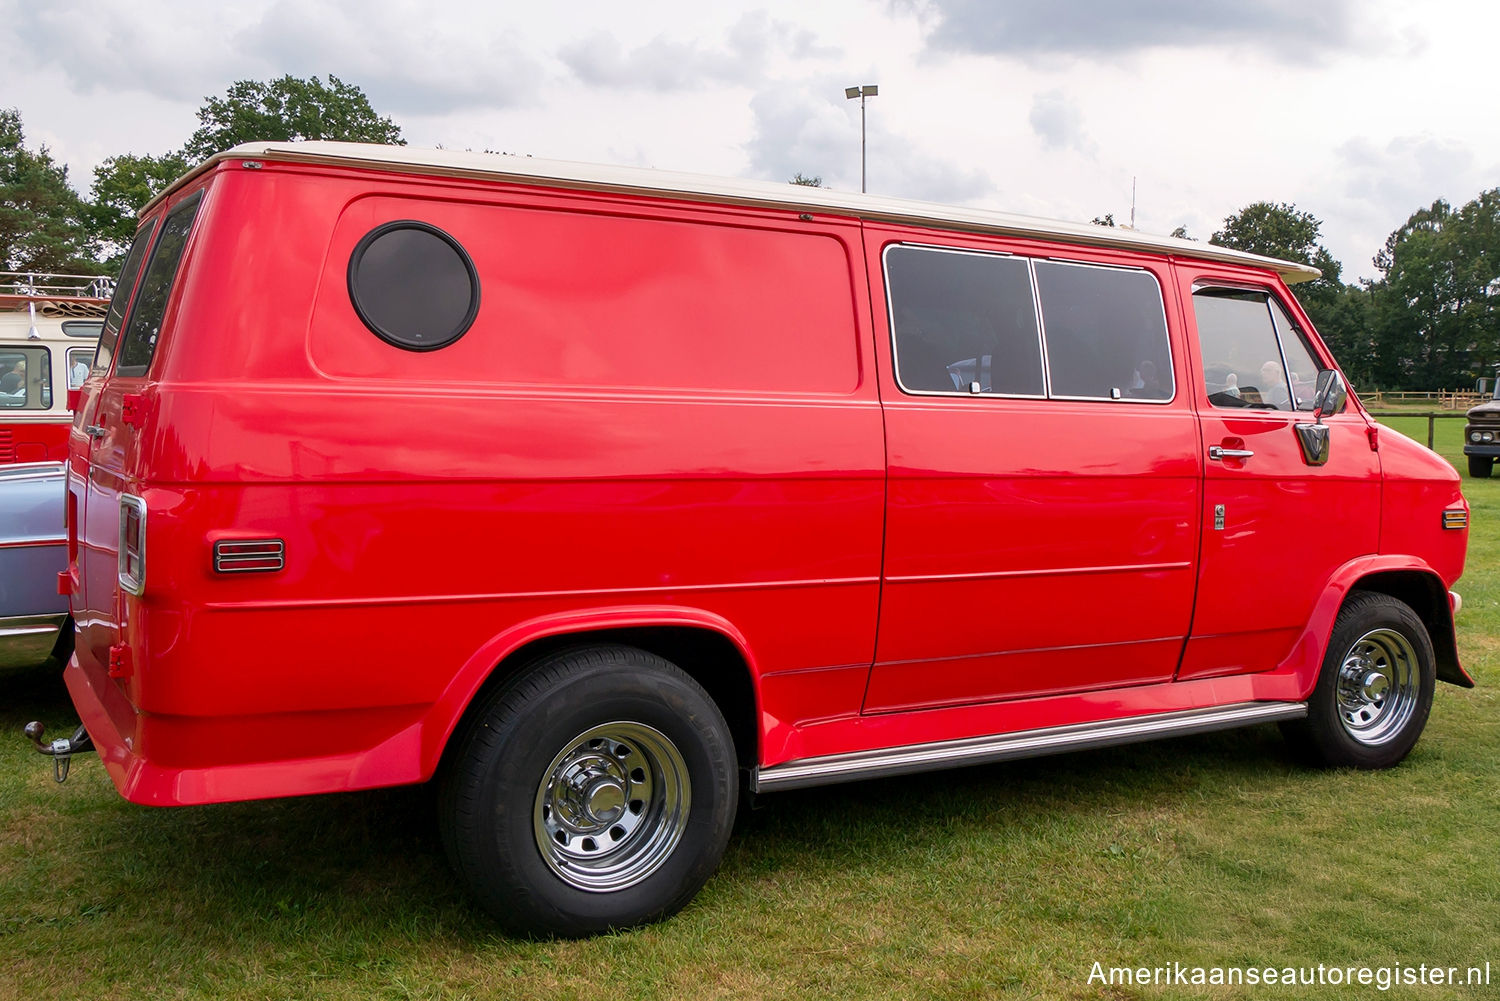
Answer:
115;193;202;378
884;245;1044;396
94;220;158;374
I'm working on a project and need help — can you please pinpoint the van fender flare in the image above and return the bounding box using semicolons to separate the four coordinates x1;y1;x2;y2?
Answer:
1289;555;1470;699
419;605;763;779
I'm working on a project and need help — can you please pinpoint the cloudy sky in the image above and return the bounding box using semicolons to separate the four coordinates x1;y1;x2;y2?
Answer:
5;0;1498;282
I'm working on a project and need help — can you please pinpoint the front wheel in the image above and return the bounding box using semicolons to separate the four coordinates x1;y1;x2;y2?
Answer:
1468;455;1493;478
438;645;738;936
1281;592;1435;769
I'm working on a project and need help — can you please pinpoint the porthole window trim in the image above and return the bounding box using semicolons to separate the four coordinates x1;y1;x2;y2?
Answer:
347;219;481;353
882;242;1176;405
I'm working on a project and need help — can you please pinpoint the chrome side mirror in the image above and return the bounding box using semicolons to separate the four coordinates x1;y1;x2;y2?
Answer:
1312;369;1347;423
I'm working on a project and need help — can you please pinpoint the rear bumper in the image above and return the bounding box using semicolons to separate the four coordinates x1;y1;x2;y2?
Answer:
63;652;428;806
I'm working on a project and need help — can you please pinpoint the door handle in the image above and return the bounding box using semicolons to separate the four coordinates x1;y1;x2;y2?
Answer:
1208;445;1254;460
84;425;107;440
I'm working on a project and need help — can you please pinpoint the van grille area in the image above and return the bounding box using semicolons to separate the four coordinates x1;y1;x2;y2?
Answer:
0;428;13;463
213;539;286;573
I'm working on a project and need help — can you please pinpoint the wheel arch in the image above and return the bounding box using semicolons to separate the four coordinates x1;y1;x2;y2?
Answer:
422;606;762;781
1293;556;1472;698
1350;569;1471;688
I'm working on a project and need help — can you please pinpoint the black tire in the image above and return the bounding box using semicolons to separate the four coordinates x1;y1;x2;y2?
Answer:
438;645;737;937
1281;592;1435;769
1468;455;1493;478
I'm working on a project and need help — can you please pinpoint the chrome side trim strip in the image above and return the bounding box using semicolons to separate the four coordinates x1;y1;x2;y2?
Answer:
0;536;66;550
884;561;1191;584
752;701;1308;793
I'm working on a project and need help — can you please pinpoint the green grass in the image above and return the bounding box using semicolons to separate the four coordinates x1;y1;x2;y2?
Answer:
3;426;1498;1000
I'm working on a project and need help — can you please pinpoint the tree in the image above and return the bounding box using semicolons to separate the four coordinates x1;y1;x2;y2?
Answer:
182;74;403;162
1212;201;1344;342
1211;201;1342;288
1368;192;1500;390
86;152;189;267
0;108;96;273
789;173;823;187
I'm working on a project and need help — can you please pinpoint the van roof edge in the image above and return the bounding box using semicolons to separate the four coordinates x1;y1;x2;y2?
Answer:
145;141;1321;285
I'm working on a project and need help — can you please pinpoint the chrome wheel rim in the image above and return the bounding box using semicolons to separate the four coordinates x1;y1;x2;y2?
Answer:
533;721;690;892
1335;628;1420;746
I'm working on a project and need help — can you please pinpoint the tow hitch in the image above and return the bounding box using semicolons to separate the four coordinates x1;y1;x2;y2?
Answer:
23;722;94;783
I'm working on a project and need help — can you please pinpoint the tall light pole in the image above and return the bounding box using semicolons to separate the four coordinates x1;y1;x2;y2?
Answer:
844;84;878;193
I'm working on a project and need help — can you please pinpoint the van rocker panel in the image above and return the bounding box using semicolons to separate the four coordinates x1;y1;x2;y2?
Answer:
754;701;1308;792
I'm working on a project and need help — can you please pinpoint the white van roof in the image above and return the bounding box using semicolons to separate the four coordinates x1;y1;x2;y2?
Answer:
155;141;1321;285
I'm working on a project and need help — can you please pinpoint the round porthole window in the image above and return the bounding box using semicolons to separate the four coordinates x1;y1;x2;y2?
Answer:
347;221;480;351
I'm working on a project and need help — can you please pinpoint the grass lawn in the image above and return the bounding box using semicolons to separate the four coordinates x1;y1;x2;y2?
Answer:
3;421;1497;1000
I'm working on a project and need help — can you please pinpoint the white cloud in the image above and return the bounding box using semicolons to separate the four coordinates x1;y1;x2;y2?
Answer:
912;0;1374;63
744;83;991;203
1028;90;1094;155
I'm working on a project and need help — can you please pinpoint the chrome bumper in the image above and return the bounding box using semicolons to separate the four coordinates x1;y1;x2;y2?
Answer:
0;612;67;672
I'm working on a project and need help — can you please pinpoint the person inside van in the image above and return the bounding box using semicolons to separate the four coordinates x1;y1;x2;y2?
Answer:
1;359;23;397
1253;359;1290;409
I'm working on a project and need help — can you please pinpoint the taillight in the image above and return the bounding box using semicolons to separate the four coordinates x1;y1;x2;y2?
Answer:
118;495;147;595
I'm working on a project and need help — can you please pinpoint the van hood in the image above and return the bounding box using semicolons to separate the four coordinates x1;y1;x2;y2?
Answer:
1466;399;1500;420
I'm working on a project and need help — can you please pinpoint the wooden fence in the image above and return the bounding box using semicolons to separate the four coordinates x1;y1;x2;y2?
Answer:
1363;390;1485;410
1365;410;1469;449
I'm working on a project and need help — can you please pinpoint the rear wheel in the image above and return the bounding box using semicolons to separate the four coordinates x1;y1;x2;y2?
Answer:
439;645;737;936
1281;592;1434;770
1468;455;1493;478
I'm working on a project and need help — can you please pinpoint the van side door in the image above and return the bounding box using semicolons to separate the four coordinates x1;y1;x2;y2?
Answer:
863;228;1202;712
1178;270;1380;680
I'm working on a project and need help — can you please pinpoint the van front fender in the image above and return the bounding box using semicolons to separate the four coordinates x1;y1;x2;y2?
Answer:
1293;555;1472;697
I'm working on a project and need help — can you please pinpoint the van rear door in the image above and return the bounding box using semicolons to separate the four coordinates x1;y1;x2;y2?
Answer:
73;192;202;686
68;220;155;667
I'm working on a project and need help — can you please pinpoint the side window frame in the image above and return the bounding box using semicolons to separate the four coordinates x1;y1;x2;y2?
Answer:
883;241;1176;405
114;190;204;379
0;345;53;410
882;242;1048;400
1032;258;1176;405
94;218;160;375
1191;281;1337;415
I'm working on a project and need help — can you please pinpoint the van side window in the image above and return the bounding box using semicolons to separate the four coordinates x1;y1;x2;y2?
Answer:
1034;261;1173;401
0;347;51;409
348;221;480;351
884;246;1044;396
885;246;1172;402
115;193;202;378
1193;287;1327;411
67;347;93;389
94;220;158;374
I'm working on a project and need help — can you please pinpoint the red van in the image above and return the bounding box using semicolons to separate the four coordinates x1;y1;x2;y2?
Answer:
41;142;1470;936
